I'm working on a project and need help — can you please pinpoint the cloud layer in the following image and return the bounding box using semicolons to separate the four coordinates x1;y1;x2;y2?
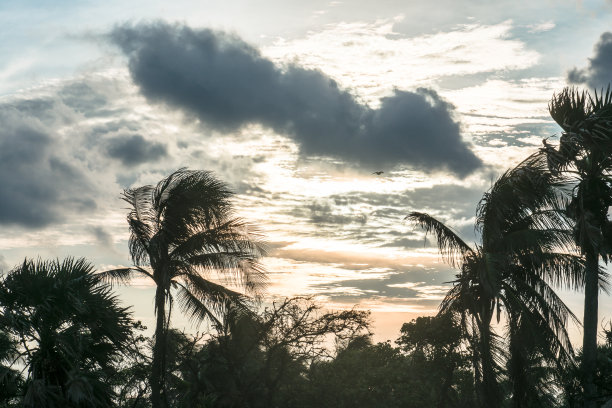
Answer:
106;134;168;166
0;106;96;228
110;22;482;176
568;32;612;90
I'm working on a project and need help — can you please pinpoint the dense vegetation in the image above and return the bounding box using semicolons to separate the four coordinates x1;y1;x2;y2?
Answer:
0;86;611;407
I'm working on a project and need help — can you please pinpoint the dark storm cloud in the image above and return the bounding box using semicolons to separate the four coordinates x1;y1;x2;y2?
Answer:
105;134;168;166
110;22;482;176
568;32;612;90
0;108;96;228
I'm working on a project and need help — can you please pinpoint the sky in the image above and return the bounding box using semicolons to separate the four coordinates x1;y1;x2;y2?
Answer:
1;0;612;343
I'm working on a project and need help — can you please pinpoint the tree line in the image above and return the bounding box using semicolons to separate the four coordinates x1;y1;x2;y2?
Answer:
0;86;611;407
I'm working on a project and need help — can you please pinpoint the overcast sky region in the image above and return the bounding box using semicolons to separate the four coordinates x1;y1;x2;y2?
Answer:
1;0;612;342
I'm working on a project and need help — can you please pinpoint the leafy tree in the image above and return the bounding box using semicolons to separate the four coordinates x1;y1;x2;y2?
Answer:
294;333;477;408
163;297;369;408
562;321;612;407
103;169;267;408
111;321;151;408
0;258;133;407
407;153;582;407
258;297;370;406
541;86;612;407
397;313;468;407
298;338;410;408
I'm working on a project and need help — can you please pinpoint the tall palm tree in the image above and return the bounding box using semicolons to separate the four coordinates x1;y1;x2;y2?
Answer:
541;86;612;407
103;169;267;408
0;257;133;407
407;153;583;407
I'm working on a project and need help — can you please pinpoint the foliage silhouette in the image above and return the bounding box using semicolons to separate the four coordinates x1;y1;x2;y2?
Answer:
0;258;133;407
541;85;612;407
407;152;582;407
102;169;267;408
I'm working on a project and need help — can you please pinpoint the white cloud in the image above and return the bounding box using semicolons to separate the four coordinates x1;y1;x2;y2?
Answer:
264;19;540;104
526;21;556;33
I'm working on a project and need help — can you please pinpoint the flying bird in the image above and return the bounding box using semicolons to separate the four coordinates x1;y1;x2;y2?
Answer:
372;171;384;175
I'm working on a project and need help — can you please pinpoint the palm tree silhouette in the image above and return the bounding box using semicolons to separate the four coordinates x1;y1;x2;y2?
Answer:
407;153;582;407
541;86;612;407
103;169;267;408
0;257;133;407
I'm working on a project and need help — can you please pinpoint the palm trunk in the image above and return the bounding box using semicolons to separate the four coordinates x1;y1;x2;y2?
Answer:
582;249;599;408
479;303;500;408
471;328;483;407
151;285;167;408
508;319;528;408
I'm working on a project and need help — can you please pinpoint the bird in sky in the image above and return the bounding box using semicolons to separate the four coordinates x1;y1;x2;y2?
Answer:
372;171;384;175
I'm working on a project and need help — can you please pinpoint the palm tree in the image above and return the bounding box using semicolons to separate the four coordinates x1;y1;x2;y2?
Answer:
103;169;267;408
407;153;583;407
541;86;612;407
0;257;133;407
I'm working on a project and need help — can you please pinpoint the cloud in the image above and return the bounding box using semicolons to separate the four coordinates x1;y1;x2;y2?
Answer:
307;201;367;225
268;243;457;305
0;107;96;228
568;32;612;90
328;184;484;219
0;73;273;237
105;134;168;166
526;21;555;34
265;19;540;93
60;82;108;114
380;237;429;249
89;226;116;251
110;22;482;176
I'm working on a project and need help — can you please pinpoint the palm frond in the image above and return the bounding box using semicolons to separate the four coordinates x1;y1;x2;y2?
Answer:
519;252;585;291
0;257;135;405
501;279;575;372
180;272;247;308
405;212;474;267
589;84;612;110
177;250;268;295
477;151;567;244
98;266;154;286
154;169;234;242
123;185;157;266
97;268;135;285
170;218;265;258
174;282;228;329
549;87;589;131
505;273;577;351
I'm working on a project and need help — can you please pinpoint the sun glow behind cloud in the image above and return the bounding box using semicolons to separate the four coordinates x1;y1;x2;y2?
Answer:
2;0;611;345
0;18;535;320
263;19;540;102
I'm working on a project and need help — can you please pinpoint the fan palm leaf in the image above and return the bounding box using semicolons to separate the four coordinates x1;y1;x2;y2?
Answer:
0;257;133;407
